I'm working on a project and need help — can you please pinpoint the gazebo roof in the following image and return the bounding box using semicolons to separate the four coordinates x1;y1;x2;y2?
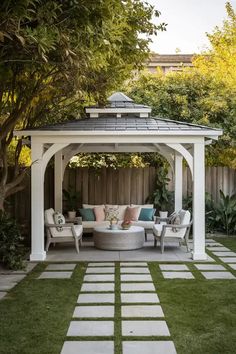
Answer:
15;116;222;138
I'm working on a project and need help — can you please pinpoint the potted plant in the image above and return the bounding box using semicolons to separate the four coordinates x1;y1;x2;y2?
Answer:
63;186;81;219
146;167;173;218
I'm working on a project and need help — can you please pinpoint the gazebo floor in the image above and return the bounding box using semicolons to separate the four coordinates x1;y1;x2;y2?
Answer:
45;235;215;262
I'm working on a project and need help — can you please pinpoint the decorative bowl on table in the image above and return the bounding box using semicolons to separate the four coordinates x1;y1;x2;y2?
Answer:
121;220;132;230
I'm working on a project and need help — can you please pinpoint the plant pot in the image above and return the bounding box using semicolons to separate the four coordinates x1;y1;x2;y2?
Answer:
159;211;168;218
68;211;76;219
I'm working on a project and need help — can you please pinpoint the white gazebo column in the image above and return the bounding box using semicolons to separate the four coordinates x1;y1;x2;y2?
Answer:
54;150;63;212
192;141;206;260
30;138;46;261
174;153;183;212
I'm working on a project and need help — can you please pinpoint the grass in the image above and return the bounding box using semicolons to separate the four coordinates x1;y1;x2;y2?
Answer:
0;238;236;354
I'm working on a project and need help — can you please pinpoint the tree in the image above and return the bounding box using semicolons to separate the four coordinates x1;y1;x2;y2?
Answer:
126;2;236;168
0;0;165;210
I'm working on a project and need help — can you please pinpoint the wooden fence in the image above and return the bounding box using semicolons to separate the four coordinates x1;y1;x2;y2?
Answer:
7;166;236;225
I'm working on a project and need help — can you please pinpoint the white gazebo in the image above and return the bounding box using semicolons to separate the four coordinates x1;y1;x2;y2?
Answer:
15;92;222;261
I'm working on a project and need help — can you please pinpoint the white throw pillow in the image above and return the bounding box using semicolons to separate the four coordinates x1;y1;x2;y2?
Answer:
53;212;65;231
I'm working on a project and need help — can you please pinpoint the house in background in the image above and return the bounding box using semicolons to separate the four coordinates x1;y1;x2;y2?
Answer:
146;53;194;74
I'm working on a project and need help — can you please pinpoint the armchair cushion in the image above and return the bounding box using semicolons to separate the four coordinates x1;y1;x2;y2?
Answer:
53;212;65;231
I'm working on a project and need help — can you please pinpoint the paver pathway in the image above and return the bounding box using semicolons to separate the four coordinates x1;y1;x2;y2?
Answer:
61;262;177;354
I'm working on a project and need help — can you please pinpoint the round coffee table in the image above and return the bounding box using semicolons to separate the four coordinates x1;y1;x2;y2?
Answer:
93;226;145;250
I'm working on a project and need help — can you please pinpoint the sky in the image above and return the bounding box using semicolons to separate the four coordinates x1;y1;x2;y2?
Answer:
147;0;236;54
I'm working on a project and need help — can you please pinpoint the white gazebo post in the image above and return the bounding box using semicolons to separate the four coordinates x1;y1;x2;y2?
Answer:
174;152;183;212
192;140;206;260
54;150;63;212
30;137;46;261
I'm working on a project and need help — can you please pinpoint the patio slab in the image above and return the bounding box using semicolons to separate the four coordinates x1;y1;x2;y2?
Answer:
159;264;189;271
120;267;150;274
201;271;235;279
212;251;236;257
206;247;230;252
67;320;114;336
122;341;177;354
73;305;114;318
122;320;170;336
86;267;115;274
194;264;226;271
45;263;76;271
122;305;164;318
162;272;194;279
121;293;159;303
0;292;7;300
228;264;236;270
0;282;18;291
81;283;114;292
61;341;114;354
220;257;236;263
120;262;147;266
0;274;26;282
88;263;115;267
77;293;114;303
38;271;72;279
121;283;155;292
84;274;114;282
121;274;152;282
46;241;215;262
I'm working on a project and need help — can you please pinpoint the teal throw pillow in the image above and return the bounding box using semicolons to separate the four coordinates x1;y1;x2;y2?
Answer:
79;208;95;221
138;208;155;221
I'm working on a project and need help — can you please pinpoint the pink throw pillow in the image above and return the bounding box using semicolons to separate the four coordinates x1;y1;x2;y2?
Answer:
124;206;141;221
94;206;105;222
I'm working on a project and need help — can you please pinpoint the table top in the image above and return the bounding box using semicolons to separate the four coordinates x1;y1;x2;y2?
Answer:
94;225;144;233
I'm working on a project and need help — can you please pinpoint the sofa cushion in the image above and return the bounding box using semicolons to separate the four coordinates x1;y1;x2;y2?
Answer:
94;206;105;221
139;208;155;221
124;206;141;221
79;208;95;221
82;221;109;229
116;205;129;220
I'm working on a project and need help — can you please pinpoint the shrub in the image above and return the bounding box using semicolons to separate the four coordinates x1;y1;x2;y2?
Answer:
0;212;25;269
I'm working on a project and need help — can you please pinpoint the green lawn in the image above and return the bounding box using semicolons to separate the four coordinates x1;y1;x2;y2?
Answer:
0;238;236;354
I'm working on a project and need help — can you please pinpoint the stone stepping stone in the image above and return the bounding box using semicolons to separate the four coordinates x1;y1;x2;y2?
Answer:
84;274;114;282
45;264;76;271
77;293;114;304
201;271;235;279
67;320;114;336
120;267;150;274
206;247;230;252
88;263;114;267
205;242;223;247
38;272;72;279
162;272;194;279
121;293;159;303
0;283;17;291
212;251;236;257
0;292;7;300
159;264;189;271
194;264;226;271
122;320;170;336
86;267;115;274
121;283;155;292
0;274;26;282
61;341;114;354
122;341;177;354
220;257;236;263
228;264;236;270
121;274;152;282
73;305;114;318
81;283;114;292
121;262;147;267
122;305;164;318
